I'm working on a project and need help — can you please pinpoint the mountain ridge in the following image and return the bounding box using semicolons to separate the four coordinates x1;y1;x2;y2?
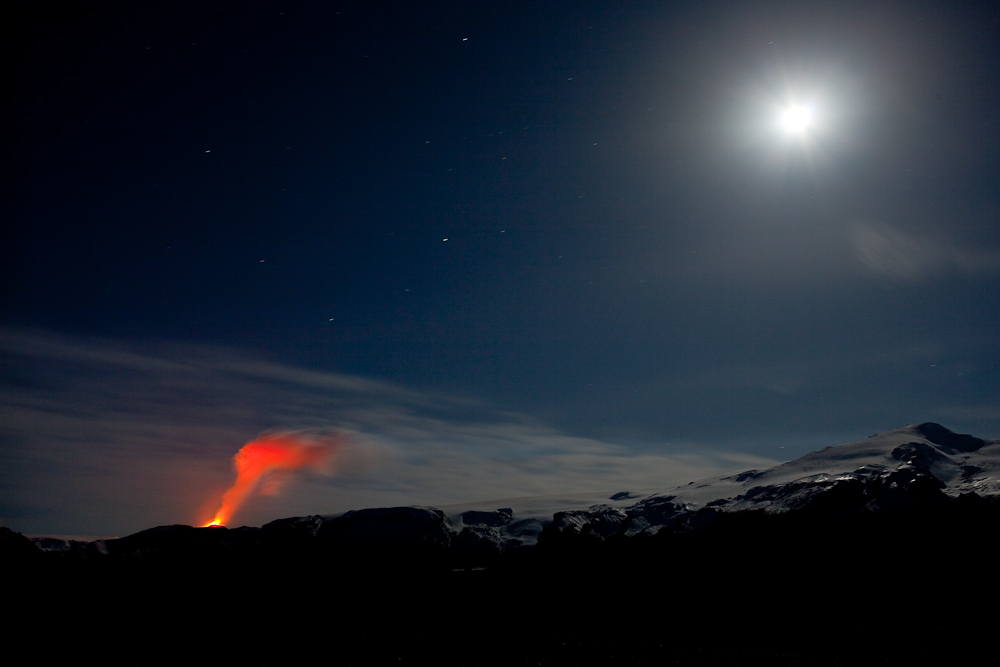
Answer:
8;422;999;666
10;421;998;564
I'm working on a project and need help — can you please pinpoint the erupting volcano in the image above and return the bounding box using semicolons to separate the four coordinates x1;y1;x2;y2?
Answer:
203;432;342;527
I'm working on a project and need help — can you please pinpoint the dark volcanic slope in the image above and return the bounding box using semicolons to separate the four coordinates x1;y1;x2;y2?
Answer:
8;423;999;665
18;422;998;564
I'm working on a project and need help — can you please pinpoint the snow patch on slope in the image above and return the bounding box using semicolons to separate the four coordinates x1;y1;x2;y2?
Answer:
437;423;999;546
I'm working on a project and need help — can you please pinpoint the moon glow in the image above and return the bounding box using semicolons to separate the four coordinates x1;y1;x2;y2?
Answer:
782;105;813;133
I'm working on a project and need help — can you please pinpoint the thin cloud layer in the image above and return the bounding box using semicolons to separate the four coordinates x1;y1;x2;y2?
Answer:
0;328;772;536
851;222;1000;282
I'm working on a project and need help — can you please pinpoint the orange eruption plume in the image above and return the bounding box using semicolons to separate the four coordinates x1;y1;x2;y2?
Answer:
203;432;342;527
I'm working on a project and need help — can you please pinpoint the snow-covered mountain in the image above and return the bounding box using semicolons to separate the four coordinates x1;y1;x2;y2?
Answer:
15;422;998;563
537;421;999;544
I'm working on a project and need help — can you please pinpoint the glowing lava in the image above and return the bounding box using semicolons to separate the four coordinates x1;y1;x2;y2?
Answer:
203;432;341;527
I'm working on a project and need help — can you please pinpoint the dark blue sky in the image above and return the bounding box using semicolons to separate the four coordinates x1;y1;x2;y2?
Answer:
3;1;999;533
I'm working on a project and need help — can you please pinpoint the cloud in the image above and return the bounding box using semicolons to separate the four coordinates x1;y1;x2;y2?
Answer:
0;328;773;536
850;222;1000;282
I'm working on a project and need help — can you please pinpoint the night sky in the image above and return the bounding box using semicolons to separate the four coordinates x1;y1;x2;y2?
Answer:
4;1;999;536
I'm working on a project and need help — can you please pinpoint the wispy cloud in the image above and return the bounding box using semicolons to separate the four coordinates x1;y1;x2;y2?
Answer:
0;328;772;536
850;222;1000;281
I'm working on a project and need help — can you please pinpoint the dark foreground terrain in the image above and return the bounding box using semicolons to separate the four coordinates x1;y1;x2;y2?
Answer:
7;423;999;664
8;497;998;665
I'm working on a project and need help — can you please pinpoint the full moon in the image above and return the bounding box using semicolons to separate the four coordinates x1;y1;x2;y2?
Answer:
782;105;813;133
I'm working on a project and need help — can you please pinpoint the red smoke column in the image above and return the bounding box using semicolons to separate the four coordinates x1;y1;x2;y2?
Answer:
203;432;341;527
